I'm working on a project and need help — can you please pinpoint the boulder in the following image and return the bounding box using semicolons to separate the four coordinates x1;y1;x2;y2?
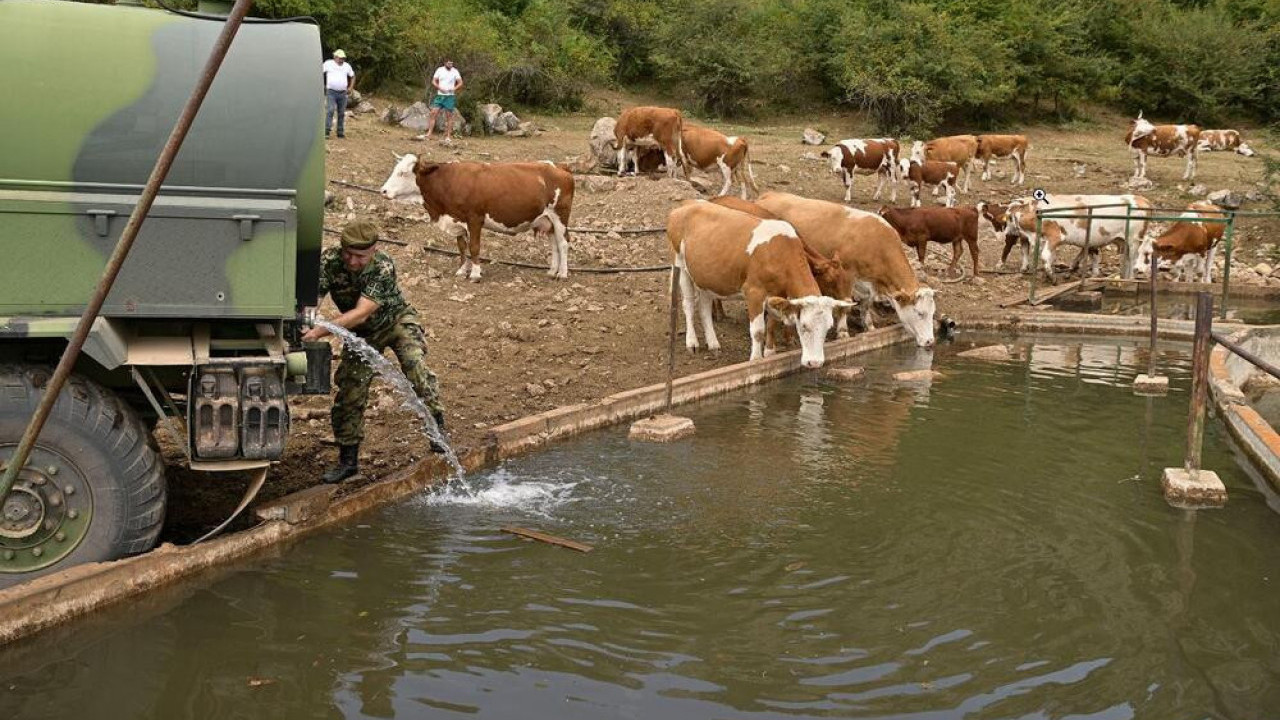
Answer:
498;111;521;133
380;106;400;125
1207;189;1242;208
1187;183;1208;197
398;101;432;131
1127;176;1154;190
353;101;376;115
347;89;363;105
588;117;619;169
1253;263;1274;277
478;103;505;134
582;175;616;193
958;345;1011;361
802;128;825;146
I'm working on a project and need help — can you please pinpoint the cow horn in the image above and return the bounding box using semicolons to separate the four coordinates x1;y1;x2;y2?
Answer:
392;151;404;160
1136;110;1143;120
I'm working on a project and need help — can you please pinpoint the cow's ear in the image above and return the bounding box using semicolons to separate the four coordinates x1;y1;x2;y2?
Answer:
415;159;439;176
764;296;793;321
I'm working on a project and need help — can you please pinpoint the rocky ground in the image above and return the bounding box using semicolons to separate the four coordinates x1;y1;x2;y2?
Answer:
161;97;1280;541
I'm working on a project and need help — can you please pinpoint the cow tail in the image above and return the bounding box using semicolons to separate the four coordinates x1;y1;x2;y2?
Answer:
743;142;760;194
676;116;690;176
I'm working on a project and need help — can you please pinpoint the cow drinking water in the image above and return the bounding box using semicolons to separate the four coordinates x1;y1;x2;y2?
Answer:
1131;201;1227;283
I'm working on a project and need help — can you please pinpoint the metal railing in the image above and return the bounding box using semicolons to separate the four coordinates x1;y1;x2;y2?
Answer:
1028;202;1280;320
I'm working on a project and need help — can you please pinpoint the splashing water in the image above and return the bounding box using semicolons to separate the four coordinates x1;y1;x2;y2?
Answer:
423;468;579;517
316;320;470;489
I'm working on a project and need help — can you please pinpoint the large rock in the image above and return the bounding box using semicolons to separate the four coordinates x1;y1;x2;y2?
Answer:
957;345;1011;361
478;103;505;134
497;111;522;133
347;89;363;105
802;128;825;145
398;101;432;131
582;175;616;193
1187;183;1208;197
587;116;619;169
352;101;376;115
1207;189;1242;208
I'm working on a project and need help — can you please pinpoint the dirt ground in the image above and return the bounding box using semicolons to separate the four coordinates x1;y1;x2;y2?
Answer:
161;98;1280;541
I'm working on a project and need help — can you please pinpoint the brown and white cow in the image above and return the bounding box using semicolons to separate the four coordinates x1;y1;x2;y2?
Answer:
1131;201;1227;282
879;205;981;279
821;138;900;203
1000;193;1154;279
976;134;1029;185
910;135;978;192
615;106;688;179
1126;112;1201;181
898;157;958;208
379;154;574;281
1197;129;1257;157
755;192;937;347
667;201;852;367
681;124;760;199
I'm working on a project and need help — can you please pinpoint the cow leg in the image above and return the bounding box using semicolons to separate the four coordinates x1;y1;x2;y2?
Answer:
1000;235;1017;268
947;240;962;276
746;291;769;361
843;170;853;203
967;237;980;278
911;182;921;208
618;144;630;176
1013;151;1025;185
547;212;571;280
716;156;732;196
677;266;701;352
944;182;956;208
712;299;726;322
872;169;886;201
981;155;993;181
453;231;470;278
664;151;678;179
1203;244;1217;283
698;293;721;353
833;303;850;340
466;220;483;281
854;281;876;331
1185;150;1197;181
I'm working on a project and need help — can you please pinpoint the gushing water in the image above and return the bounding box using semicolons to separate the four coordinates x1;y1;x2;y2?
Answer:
316;321;470;489
423;468;578;517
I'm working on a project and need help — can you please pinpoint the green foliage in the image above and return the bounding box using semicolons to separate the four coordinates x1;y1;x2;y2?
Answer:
94;0;1280;126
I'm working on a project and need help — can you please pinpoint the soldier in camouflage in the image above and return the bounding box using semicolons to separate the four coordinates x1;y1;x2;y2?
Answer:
301;221;446;483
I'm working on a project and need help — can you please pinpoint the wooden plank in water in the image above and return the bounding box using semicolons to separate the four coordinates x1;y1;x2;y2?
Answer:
501;526;594;553
1026;279;1084;306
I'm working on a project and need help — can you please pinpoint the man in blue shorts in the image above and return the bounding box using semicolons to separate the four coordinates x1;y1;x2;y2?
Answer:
426;60;463;142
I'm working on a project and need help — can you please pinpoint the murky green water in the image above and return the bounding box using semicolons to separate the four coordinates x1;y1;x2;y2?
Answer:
4;336;1280;720
1096;291;1280;325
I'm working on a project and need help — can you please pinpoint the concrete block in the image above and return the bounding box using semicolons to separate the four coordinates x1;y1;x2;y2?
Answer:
1051;291;1103;312
629;414;695;442
254;485;335;524
1133;374;1169;395
958;345;1011;361
1161;467;1227;508
893;369;942;383
825;367;865;382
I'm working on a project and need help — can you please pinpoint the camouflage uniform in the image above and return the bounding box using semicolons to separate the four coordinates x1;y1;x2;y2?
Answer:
318;247;444;445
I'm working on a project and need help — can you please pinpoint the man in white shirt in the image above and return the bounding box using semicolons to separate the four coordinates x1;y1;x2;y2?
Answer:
426;60;464;142
322;49;356;139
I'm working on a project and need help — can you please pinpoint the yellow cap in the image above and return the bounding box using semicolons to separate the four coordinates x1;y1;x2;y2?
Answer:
333;49;346;59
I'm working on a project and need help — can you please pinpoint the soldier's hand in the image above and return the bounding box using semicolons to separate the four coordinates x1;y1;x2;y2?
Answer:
301;326;329;343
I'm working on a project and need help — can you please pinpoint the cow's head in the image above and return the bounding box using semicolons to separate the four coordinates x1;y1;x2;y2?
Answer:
1127;112;1156;146
1131;233;1157;276
909;140;926;163
379;152;425;203
806;252;853;303
821;147;844;174
765;295;853;368
980;202;1011;233
889;287;936;348
1237;142;1257;157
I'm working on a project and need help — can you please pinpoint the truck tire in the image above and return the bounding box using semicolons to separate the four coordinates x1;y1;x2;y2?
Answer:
0;365;166;588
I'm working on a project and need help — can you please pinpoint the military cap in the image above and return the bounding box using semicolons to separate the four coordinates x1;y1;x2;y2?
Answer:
340;221;380;249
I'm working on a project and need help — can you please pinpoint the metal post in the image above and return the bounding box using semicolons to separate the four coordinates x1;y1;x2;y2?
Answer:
665;266;679;413
1122;203;1133;281
1083;206;1095;278
0;0;255;502
1185;292;1213;476
1028;215;1043;302
1219;213;1235;320
1148;249;1159;377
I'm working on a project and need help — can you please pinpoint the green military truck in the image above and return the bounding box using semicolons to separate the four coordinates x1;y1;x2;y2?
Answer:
0;0;329;586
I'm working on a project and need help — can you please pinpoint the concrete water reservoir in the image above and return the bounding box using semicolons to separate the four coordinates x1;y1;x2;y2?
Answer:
2;336;1278;718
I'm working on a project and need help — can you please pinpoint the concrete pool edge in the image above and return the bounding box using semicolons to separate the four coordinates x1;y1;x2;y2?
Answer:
1209;327;1280;494
0;326;911;645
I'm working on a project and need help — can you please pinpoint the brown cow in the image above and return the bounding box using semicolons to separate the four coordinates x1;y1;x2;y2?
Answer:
1131;201;1227;282
755;192;937;347
1198;129;1256;157
879;205;981;279
821;138;900;203
682;124;759;198
910;135;978;192
667;201;852;367
379;155;574;281
976;134;1029;185
899;157;958;208
1126;112;1201;181
615;106;688;179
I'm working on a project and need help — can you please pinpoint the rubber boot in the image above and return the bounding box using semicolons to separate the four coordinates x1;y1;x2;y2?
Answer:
322;444;360;484
430;411;448;455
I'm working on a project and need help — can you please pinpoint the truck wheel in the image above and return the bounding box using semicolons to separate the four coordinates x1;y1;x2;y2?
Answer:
0;365;166;588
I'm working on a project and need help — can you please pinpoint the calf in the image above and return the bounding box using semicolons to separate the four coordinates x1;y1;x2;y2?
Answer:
1001;193;1154;279
899;157;958;208
681;124;760;198
1198;129;1257;157
755;192;937;347
1131;201;1227;282
1126;112;1201;181
615;106;688;179
666;201;852;367
911;135;978;192
821;138;900;203
976;134;1029;185
379;154;574;281
879;205;981;279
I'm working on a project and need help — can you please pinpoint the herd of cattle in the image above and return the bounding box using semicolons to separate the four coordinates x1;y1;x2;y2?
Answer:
375;105;1260;367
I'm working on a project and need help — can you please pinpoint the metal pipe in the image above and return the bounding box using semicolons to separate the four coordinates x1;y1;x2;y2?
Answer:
1148;249;1158;377
665;266;680;413
1185;292;1213;475
1028;215;1043;302
1212;330;1280;381
1122;203;1133;281
1220;214;1236;320
0;0;255;501
1084;206;1095;278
